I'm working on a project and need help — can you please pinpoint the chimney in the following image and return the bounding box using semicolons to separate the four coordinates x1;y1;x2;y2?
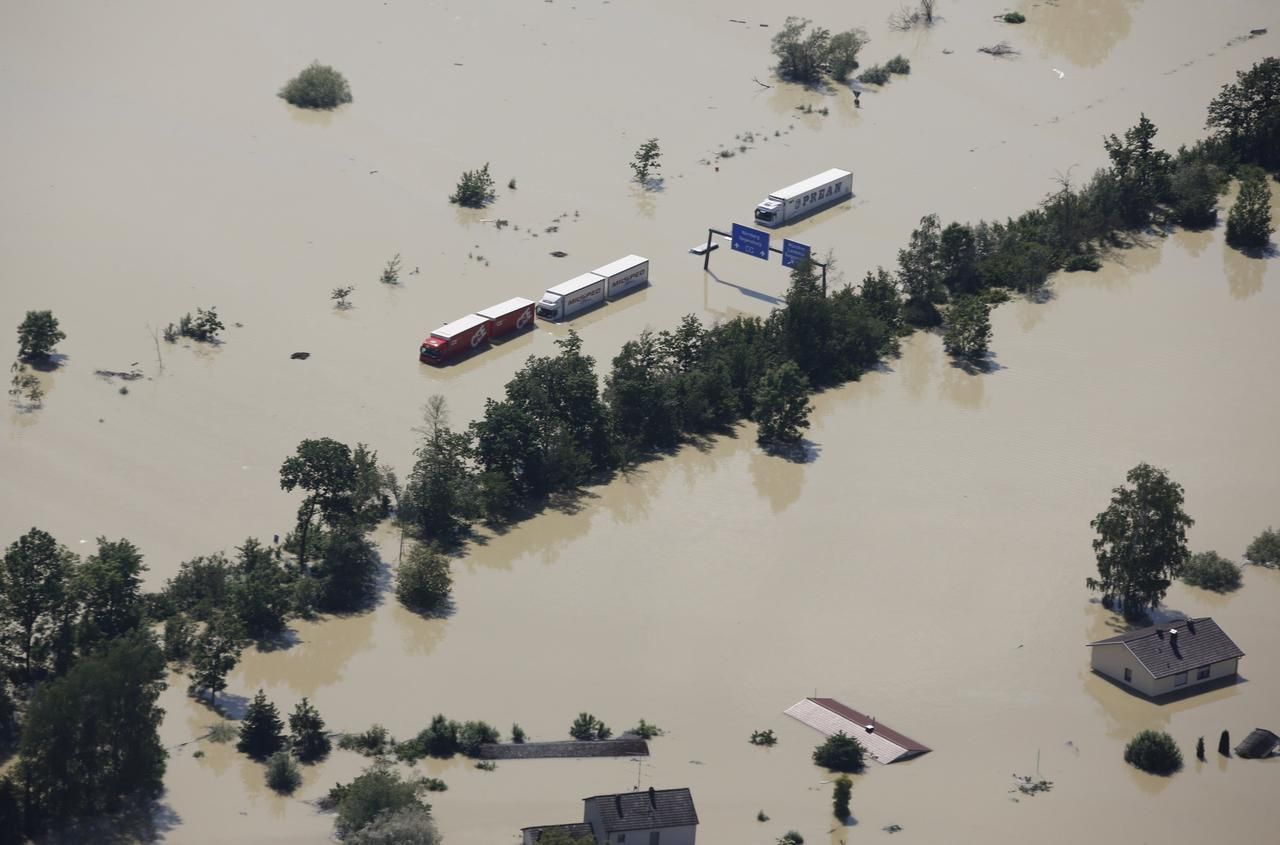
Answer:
1169;628;1179;649
1187;618;1196;634
648;786;657;809
615;795;624;817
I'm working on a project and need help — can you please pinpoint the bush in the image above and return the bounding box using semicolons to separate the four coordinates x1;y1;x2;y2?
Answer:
207;721;237;744
631;719;663;739
397;714;459;761
168;307;224;343
1124;730;1182;774
265;751;302;794
1219;729;1231;756
772;17;867;84
290;697;332;763
1245;527;1280;567
16;310;65;360
750;729;777;746
449;163;496;208
238;689;286;760
1226;168;1274;249
511;723;526;743
1169;160;1225;228
456;721;500;757
857;65;890;85
335;763;428;839
396;544;452;614
942;296;992;362
346;806;440;845
569;712;611;741
828;29;870;81
1180;551;1242;591
833;774;852;818
163;614;194;661
339;724;394;757
778;832;804;845
753;361;812;445
884;55;911;75
279;62;352;109
1064;253;1101;272
813;732;867;772
1003;12;1026;24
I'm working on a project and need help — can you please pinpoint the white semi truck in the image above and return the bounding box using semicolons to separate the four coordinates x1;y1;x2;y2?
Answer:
753;168;853;228
538;255;650;321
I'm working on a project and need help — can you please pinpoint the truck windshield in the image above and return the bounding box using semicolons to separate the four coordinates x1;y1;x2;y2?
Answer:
537;304;558;318
420;345;441;360
755;208;774;221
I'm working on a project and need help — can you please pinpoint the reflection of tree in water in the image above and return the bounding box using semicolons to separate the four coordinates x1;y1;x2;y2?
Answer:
1224;247;1265;299
748;446;806;514
396;604;449;658
1027;0;1142;68
1172;226;1213;259
899;332;936;401
235;611;377;700
940;361;987;410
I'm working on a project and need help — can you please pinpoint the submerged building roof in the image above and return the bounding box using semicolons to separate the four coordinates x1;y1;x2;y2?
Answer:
784;698;930;764
1235;728;1280;759
477;738;649;759
583;787;698;833
1087;617;1244;679
520;822;594;841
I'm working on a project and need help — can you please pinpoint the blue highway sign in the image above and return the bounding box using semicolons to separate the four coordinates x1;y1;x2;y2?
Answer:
731;223;770;261
781;239;811;269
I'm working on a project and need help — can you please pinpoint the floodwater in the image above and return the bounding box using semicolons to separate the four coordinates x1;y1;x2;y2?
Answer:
3;1;1279;843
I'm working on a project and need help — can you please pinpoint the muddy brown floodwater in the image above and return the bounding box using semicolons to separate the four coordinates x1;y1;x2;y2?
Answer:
3;1;1280;843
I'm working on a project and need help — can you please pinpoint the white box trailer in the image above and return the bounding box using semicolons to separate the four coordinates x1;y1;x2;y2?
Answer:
537;272;606;321
593;255;649;299
754;168;853;228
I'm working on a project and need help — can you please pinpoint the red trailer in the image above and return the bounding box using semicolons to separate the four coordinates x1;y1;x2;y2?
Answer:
476;297;536;339
419;314;491;364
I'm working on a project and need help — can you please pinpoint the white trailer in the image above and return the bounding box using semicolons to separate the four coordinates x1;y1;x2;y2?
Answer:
753;168;853;228
592;255;650;299
537;272;606;321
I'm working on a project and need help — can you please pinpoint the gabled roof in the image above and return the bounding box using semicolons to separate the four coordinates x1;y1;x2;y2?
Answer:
520;822;594;841
1087;617;1244;679
783;698;930;764
1235;728;1280;759
583;787;697;833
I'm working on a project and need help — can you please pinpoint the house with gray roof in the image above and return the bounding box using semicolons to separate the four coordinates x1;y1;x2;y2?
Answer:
522;787;698;845
1086;617;1243;698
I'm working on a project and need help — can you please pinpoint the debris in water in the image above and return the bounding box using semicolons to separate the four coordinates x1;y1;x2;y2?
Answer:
979;42;1019;56
883;824;903;834
550;250;568;258
290;352;311;360
1010;774;1053;796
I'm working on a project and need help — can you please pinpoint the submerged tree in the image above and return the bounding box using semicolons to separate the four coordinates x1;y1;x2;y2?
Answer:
290;697;331;763
942;296;992;362
15;311;65;361
1206;56;1280;169
449;163;496;208
631;138;662;184
813;732;866;772
1124;730;1182;774
279;62;352;109
238;689;286;760
753;361;812;445
1086;463;1193;615
1225;168;1274;250
0;528;77;682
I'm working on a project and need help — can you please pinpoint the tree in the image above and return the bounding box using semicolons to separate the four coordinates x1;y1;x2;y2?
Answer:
8;362;44;408
511;723;526;743
314;526;381;612
231;538;292;640
1086;463;1193;616
1179;551;1242;592
238;689;286;760
1225;168;1274;249
331;286;355;309
456;720;500;756
396;544;452;614
163;613;194;662
631;138;662;184
449;163;496;207
0;528;77;681
1206;57;1280;169
279;61;353;109
16;311;65;361
14;632;166;833
942;296;992;362
827;29;870;81
1245;526;1280;567
187;615;241;703
1103;114;1173;226
832;774;852;819
939;223;979;295
1196;736;1205;761
0;679;17;747
898;214;944;324
335;762;430;839
1218;729;1231;756
401;399;477;542
753;361;812;445
605;330;682;453
346;805;440;845
75;537;147;654
772;17;830;84
1168;159;1225;228
290;697;331;763
813;732;866;772
1124;730;1182;774
280;437;359;566
569;712;611;741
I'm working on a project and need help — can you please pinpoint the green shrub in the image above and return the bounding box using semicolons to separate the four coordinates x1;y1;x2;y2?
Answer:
168;307;224;343
833;774;852;818
1064;253;1102;272
857;65;890;85
813;732;866;772
449;163;496;208
396;544;452;614
511;723;526;743
237;689;285;760
457;721;500;757
1245;527;1280;567
631;719;663;739
279;62;352;109
339;724;394;757
265;751;301;794
942;296;992;362
346;805;440;845
750;729;777;746
778;832;804;845
1003;12;1026;24
1169;160;1225;228
1124;730;1182;774
884;55;911;75
569;712;611;741
1180;551;1242;591
207;721;237;744
334;763;427;839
